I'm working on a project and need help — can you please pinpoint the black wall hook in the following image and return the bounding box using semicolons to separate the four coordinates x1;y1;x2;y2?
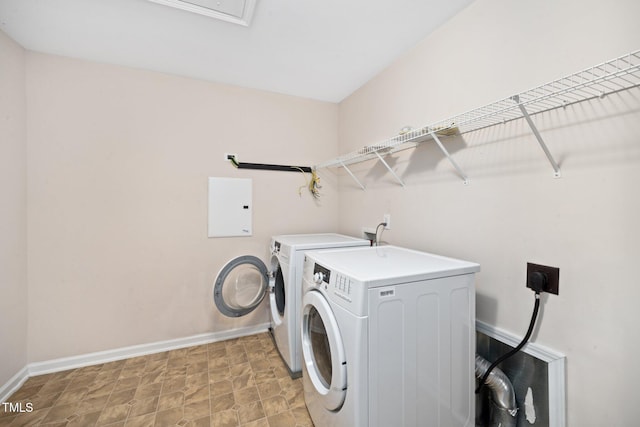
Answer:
228;155;312;173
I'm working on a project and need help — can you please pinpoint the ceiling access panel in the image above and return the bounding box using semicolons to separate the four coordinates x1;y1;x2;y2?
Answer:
148;0;257;26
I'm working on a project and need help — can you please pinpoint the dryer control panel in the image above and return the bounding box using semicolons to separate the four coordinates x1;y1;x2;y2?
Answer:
333;273;353;301
322;266;366;313
303;253;368;315
313;263;331;284
328;270;367;315
312;263;353;299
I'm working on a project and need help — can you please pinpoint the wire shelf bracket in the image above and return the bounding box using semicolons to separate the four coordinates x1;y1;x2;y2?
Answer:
316;50;640;188
430;131;469;184
512;95;562;178
340;161;366;190
375;151;405;187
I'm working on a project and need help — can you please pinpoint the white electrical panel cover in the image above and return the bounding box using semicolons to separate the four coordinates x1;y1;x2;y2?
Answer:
208;177;252;237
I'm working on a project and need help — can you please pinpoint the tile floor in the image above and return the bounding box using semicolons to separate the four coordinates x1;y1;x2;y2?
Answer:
0;332;314;427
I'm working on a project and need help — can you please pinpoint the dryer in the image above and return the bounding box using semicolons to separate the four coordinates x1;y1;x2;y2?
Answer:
301;245;480;427
212;233;369;377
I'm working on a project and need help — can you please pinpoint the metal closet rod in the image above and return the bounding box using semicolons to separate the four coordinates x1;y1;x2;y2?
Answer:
228;155;312;173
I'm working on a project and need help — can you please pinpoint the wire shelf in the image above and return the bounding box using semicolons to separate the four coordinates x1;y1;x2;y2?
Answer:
315;50;640;172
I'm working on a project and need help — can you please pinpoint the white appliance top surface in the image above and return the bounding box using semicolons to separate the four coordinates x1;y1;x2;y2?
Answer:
273;233;368;250
308;245;480;285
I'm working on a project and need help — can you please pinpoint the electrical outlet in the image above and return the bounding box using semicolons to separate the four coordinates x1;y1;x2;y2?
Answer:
225;153;237;162
526;262;559;295
383;213;391;230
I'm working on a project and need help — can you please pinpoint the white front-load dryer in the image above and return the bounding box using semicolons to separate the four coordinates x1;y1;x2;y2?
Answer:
212;233;369;378
301;245;480;427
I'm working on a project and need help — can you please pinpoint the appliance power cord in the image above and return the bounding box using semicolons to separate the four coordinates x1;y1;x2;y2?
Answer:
374;222;387;246
475;291;541;394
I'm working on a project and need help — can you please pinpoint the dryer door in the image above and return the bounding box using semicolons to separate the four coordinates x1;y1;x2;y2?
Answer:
301;290;347;411
213;255;270;317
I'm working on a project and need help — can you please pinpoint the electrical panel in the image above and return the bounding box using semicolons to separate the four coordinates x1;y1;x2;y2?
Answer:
208;177;252;237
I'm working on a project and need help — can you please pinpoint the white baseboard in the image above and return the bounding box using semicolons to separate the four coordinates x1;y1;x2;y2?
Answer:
0;366;29;404
1;323;270;403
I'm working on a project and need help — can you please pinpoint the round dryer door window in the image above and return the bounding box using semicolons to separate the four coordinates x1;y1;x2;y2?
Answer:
213;256;269;317
301;290;347;411
307;306;333;388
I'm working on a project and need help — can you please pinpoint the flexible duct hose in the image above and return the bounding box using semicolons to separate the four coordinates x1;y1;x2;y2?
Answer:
475;354;518;427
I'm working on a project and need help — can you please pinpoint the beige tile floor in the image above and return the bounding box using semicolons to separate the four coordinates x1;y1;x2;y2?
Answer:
0;332;314;427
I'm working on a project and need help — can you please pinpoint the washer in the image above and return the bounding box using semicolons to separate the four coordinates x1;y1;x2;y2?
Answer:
213;233;369;377
301;245;480;427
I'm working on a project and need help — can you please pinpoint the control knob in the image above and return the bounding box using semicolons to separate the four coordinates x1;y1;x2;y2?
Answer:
313;272;324;284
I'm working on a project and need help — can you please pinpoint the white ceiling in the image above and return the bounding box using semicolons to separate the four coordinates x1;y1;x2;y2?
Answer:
0;0;475;102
